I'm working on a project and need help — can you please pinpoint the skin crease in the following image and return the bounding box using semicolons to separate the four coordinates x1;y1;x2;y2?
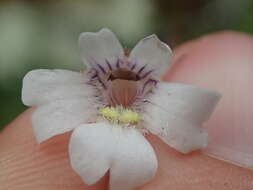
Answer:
1;31;253;190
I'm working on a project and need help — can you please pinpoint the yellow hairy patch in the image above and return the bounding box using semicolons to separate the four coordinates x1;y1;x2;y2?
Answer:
119;110;140;124
99;107;119;121
99;107;140;124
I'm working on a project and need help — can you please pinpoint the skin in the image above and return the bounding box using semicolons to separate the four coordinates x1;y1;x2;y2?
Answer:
1;31;253;190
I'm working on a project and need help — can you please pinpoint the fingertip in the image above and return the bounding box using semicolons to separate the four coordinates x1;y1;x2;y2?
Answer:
163;31;253;169
142;134;253;190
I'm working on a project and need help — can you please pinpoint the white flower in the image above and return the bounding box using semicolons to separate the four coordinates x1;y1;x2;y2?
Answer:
22;28;221;190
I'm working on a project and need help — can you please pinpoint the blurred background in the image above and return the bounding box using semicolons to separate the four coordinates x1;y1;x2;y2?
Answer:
0;0;253;128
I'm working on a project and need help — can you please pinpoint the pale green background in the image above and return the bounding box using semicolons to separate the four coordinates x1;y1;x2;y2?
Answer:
1;0;253;128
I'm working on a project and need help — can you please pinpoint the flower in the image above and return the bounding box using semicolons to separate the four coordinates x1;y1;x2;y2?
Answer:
21;28;221;190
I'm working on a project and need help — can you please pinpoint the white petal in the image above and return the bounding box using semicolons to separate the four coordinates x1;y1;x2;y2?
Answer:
129;35;172;77
32;99;98;143
109;128;158;190
69;123;157;190
143;82;221;153
79;28;124;67
22;69;95;106
69;123;113;185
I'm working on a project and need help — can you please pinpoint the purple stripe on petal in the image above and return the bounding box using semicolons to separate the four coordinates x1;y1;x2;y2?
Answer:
88;67;97;73
91;73;98;79
88;68;100;79
119;59;124;65
141;69;154;79
116;59;121;68
106;59;113;71
96;63;106;74
137;65;147;75
97;76;107;89
131;62;137;70
142;79;158;93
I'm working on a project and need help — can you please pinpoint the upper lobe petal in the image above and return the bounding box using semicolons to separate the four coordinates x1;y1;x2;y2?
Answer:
129;35;172;78
79;28;124;68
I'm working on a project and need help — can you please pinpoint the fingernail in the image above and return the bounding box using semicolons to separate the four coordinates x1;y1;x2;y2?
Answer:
164;31;253;169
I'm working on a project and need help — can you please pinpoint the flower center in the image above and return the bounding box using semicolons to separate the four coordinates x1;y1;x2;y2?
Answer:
108;69;140;108
99;106;140;125
108;68;140;81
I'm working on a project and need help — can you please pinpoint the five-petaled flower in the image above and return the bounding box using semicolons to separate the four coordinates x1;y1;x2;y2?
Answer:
22;28;221;190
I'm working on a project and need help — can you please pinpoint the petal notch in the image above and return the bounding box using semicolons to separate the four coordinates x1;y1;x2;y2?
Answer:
69;123;157;190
